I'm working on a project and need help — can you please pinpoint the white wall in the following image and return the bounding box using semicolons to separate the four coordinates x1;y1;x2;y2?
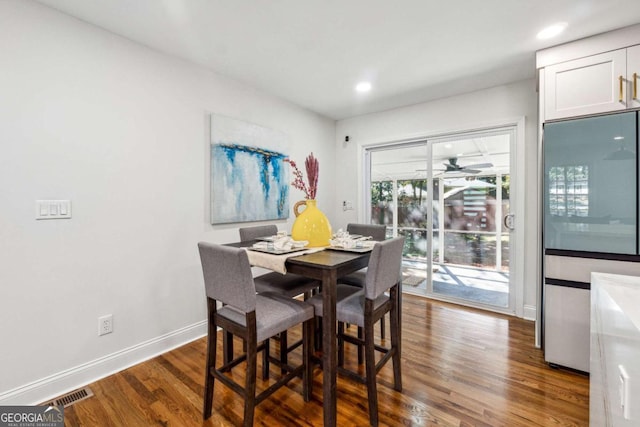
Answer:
333;80;539;319
0;0;335;404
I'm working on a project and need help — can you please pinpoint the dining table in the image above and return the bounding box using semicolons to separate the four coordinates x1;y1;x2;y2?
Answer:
228;240;372;427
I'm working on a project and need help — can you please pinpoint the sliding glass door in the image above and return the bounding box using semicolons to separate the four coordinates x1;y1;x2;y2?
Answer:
366;127;516;313
368;143;428;265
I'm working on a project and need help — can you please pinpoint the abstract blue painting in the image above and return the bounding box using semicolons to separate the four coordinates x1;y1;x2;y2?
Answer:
210;115;289;224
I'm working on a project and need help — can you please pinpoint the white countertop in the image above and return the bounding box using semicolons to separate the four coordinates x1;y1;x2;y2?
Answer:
590;272;640;425
592;272;640;332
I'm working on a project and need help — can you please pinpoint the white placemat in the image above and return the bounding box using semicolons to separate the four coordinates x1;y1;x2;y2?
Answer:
245;247;325;274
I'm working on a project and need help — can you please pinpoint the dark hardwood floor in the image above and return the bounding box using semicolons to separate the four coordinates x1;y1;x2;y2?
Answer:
57;295;589;426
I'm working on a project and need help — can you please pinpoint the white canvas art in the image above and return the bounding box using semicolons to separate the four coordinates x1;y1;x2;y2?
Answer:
210;115;290;224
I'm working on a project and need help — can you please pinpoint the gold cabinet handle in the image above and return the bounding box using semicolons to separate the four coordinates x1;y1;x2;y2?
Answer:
634;72;638;100
619;75;624;102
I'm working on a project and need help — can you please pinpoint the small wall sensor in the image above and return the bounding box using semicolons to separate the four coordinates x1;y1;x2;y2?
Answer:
345;136;350;142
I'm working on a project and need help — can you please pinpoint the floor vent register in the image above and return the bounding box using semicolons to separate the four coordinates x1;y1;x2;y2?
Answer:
42;386;94;408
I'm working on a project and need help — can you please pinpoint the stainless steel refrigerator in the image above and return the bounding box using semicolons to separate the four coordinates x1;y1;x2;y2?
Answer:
543;111;638;372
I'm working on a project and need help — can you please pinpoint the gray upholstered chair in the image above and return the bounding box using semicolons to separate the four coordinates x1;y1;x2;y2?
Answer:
340;223;389;344
239;225;319;371
346;223;387;241
238;224;278;242
239;225;319;299
307;236;404;427
239;224;319;297
198;242;314;426
339;223;387;288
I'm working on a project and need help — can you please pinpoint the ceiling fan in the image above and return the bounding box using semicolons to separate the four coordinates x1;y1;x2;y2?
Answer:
437;158;493;174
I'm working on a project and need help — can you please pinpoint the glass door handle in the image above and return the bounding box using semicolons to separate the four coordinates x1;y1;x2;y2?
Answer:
504;214;515;231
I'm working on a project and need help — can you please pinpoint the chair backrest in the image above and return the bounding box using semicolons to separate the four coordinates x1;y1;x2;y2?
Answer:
239;225;278;242
198;242;256;313
364;236;405;300
346;223;387;241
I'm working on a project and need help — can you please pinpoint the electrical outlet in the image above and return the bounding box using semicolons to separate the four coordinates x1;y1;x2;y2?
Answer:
98;314;113;336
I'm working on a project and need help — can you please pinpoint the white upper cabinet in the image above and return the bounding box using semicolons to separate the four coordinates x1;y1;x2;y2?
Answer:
538;24;640;121
544;49;627;120
627;44;640;109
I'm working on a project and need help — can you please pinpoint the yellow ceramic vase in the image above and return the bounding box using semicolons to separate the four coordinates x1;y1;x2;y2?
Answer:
291;199;332;247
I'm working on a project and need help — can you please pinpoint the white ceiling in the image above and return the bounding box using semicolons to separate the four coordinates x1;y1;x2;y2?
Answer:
35;0;640;120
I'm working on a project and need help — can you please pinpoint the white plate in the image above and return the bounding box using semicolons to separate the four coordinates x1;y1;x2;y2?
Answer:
254;234;291;242
248;246;308;255
326;245;373;253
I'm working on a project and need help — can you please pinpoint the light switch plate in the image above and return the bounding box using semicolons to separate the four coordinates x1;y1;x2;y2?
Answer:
36;200;71;220
619;364;630;419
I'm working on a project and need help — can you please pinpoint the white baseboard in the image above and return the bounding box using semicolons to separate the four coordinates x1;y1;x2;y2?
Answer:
0;320;207;406
523;304;537;321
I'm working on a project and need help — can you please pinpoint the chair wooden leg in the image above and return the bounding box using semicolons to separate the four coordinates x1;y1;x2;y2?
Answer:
357;326;364;365
223;331;234;365
380;315;386;340
203;300;217;419
364;315;379;427
244;329;257;427
303;319;312;401
262;339;270;380
338;322;345;367
391;286;402;391
280;332;288;374
315;318;322;352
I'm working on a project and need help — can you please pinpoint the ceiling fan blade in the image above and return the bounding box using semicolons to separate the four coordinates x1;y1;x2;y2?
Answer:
445;168;480;175
461;162;493;169
416;166;448;171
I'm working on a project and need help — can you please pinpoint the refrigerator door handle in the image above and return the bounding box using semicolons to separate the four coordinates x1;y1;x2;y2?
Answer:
504;213;515;231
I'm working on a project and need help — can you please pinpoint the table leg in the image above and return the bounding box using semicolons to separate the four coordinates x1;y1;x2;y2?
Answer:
322;269;338;427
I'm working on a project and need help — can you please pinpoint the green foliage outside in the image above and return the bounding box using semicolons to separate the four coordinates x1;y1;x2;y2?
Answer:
370;175;510;268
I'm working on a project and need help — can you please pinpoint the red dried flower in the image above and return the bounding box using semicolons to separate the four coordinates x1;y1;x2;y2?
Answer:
285;153;319;200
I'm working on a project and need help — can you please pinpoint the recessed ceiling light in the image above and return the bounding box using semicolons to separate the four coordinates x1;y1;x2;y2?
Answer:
355;82;372;93
537;22;568;40
614;136;625;140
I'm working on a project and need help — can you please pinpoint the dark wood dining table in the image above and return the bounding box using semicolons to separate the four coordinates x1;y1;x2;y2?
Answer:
228;242;371;426
286;249;371;427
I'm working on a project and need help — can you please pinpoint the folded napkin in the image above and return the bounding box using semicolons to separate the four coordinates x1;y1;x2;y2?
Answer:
252;236;308;251
329;230;374;249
